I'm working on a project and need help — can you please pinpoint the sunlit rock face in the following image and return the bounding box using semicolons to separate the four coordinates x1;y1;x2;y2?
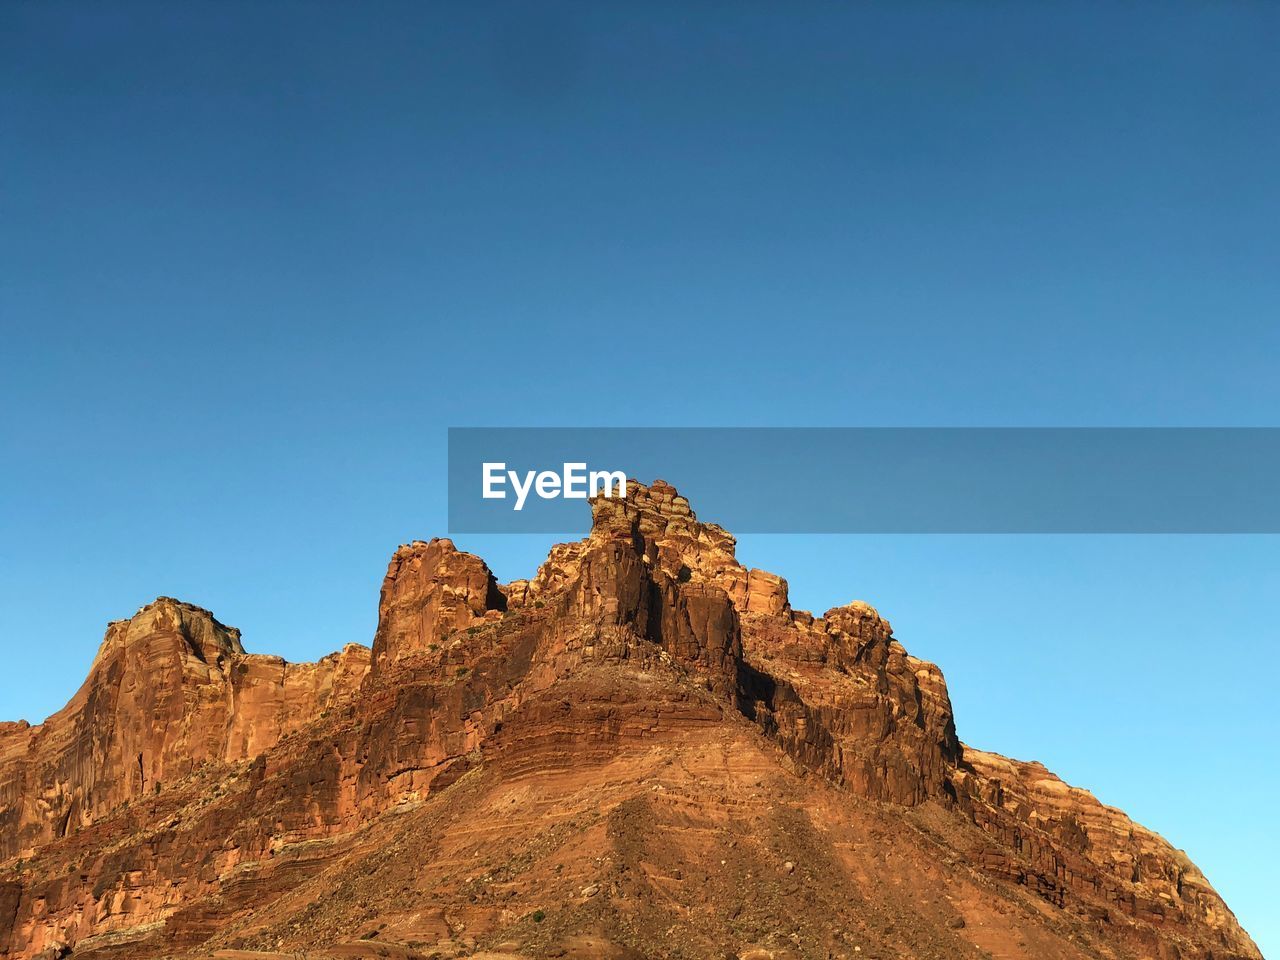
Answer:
0;483;1262;960
370;537;507;672
0;598;370;865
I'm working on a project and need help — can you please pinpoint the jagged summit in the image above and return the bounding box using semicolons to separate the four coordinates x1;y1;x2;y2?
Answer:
371;537;505;674
0;482;1261;960
91;596;246;671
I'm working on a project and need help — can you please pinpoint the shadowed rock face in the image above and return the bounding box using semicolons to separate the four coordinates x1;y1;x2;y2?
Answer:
0;482;1262;960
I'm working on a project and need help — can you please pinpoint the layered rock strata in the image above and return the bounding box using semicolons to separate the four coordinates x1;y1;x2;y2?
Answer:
0;482;1260;960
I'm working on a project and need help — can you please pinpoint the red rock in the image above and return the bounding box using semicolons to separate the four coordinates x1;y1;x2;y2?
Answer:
0;483;1261;960
0;598;369;866
370;539;506;672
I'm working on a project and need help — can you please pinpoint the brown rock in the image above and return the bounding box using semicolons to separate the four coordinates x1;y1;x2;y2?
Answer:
0;482;1261;960
370;539;506;671
0;598;371;867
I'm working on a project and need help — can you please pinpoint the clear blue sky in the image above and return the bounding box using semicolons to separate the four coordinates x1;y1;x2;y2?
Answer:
2;2;1277;953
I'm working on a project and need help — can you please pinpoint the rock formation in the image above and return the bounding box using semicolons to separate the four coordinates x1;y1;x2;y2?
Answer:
0;482;1262;960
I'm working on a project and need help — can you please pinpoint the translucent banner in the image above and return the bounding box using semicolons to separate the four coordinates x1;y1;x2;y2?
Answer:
447;427;1280;533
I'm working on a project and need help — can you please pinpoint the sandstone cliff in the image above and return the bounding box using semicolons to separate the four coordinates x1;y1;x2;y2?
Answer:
0;482;1261;960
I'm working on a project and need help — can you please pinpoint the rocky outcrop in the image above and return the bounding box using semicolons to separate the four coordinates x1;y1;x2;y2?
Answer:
953;748;1250;957
370;539;506;672
0;483;1261;960
0;599;370;865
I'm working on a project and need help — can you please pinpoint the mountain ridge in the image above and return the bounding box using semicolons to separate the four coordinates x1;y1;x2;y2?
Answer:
0;481;1261;960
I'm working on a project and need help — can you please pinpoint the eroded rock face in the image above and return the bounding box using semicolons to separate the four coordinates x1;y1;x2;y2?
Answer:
370;539;506;672
0;483;1262;960
0;599;370;865
953;748;1249;956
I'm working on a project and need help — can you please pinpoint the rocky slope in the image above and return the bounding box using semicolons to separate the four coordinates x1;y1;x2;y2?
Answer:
0;482;1261;960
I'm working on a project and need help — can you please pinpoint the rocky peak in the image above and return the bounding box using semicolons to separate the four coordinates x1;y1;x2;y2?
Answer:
822;600;891;643
580;479;792;618
0;597;370;865
90;596;245;673
370;538;506;672
588;477;700;536
589;480;738;574
0;483;1262;960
